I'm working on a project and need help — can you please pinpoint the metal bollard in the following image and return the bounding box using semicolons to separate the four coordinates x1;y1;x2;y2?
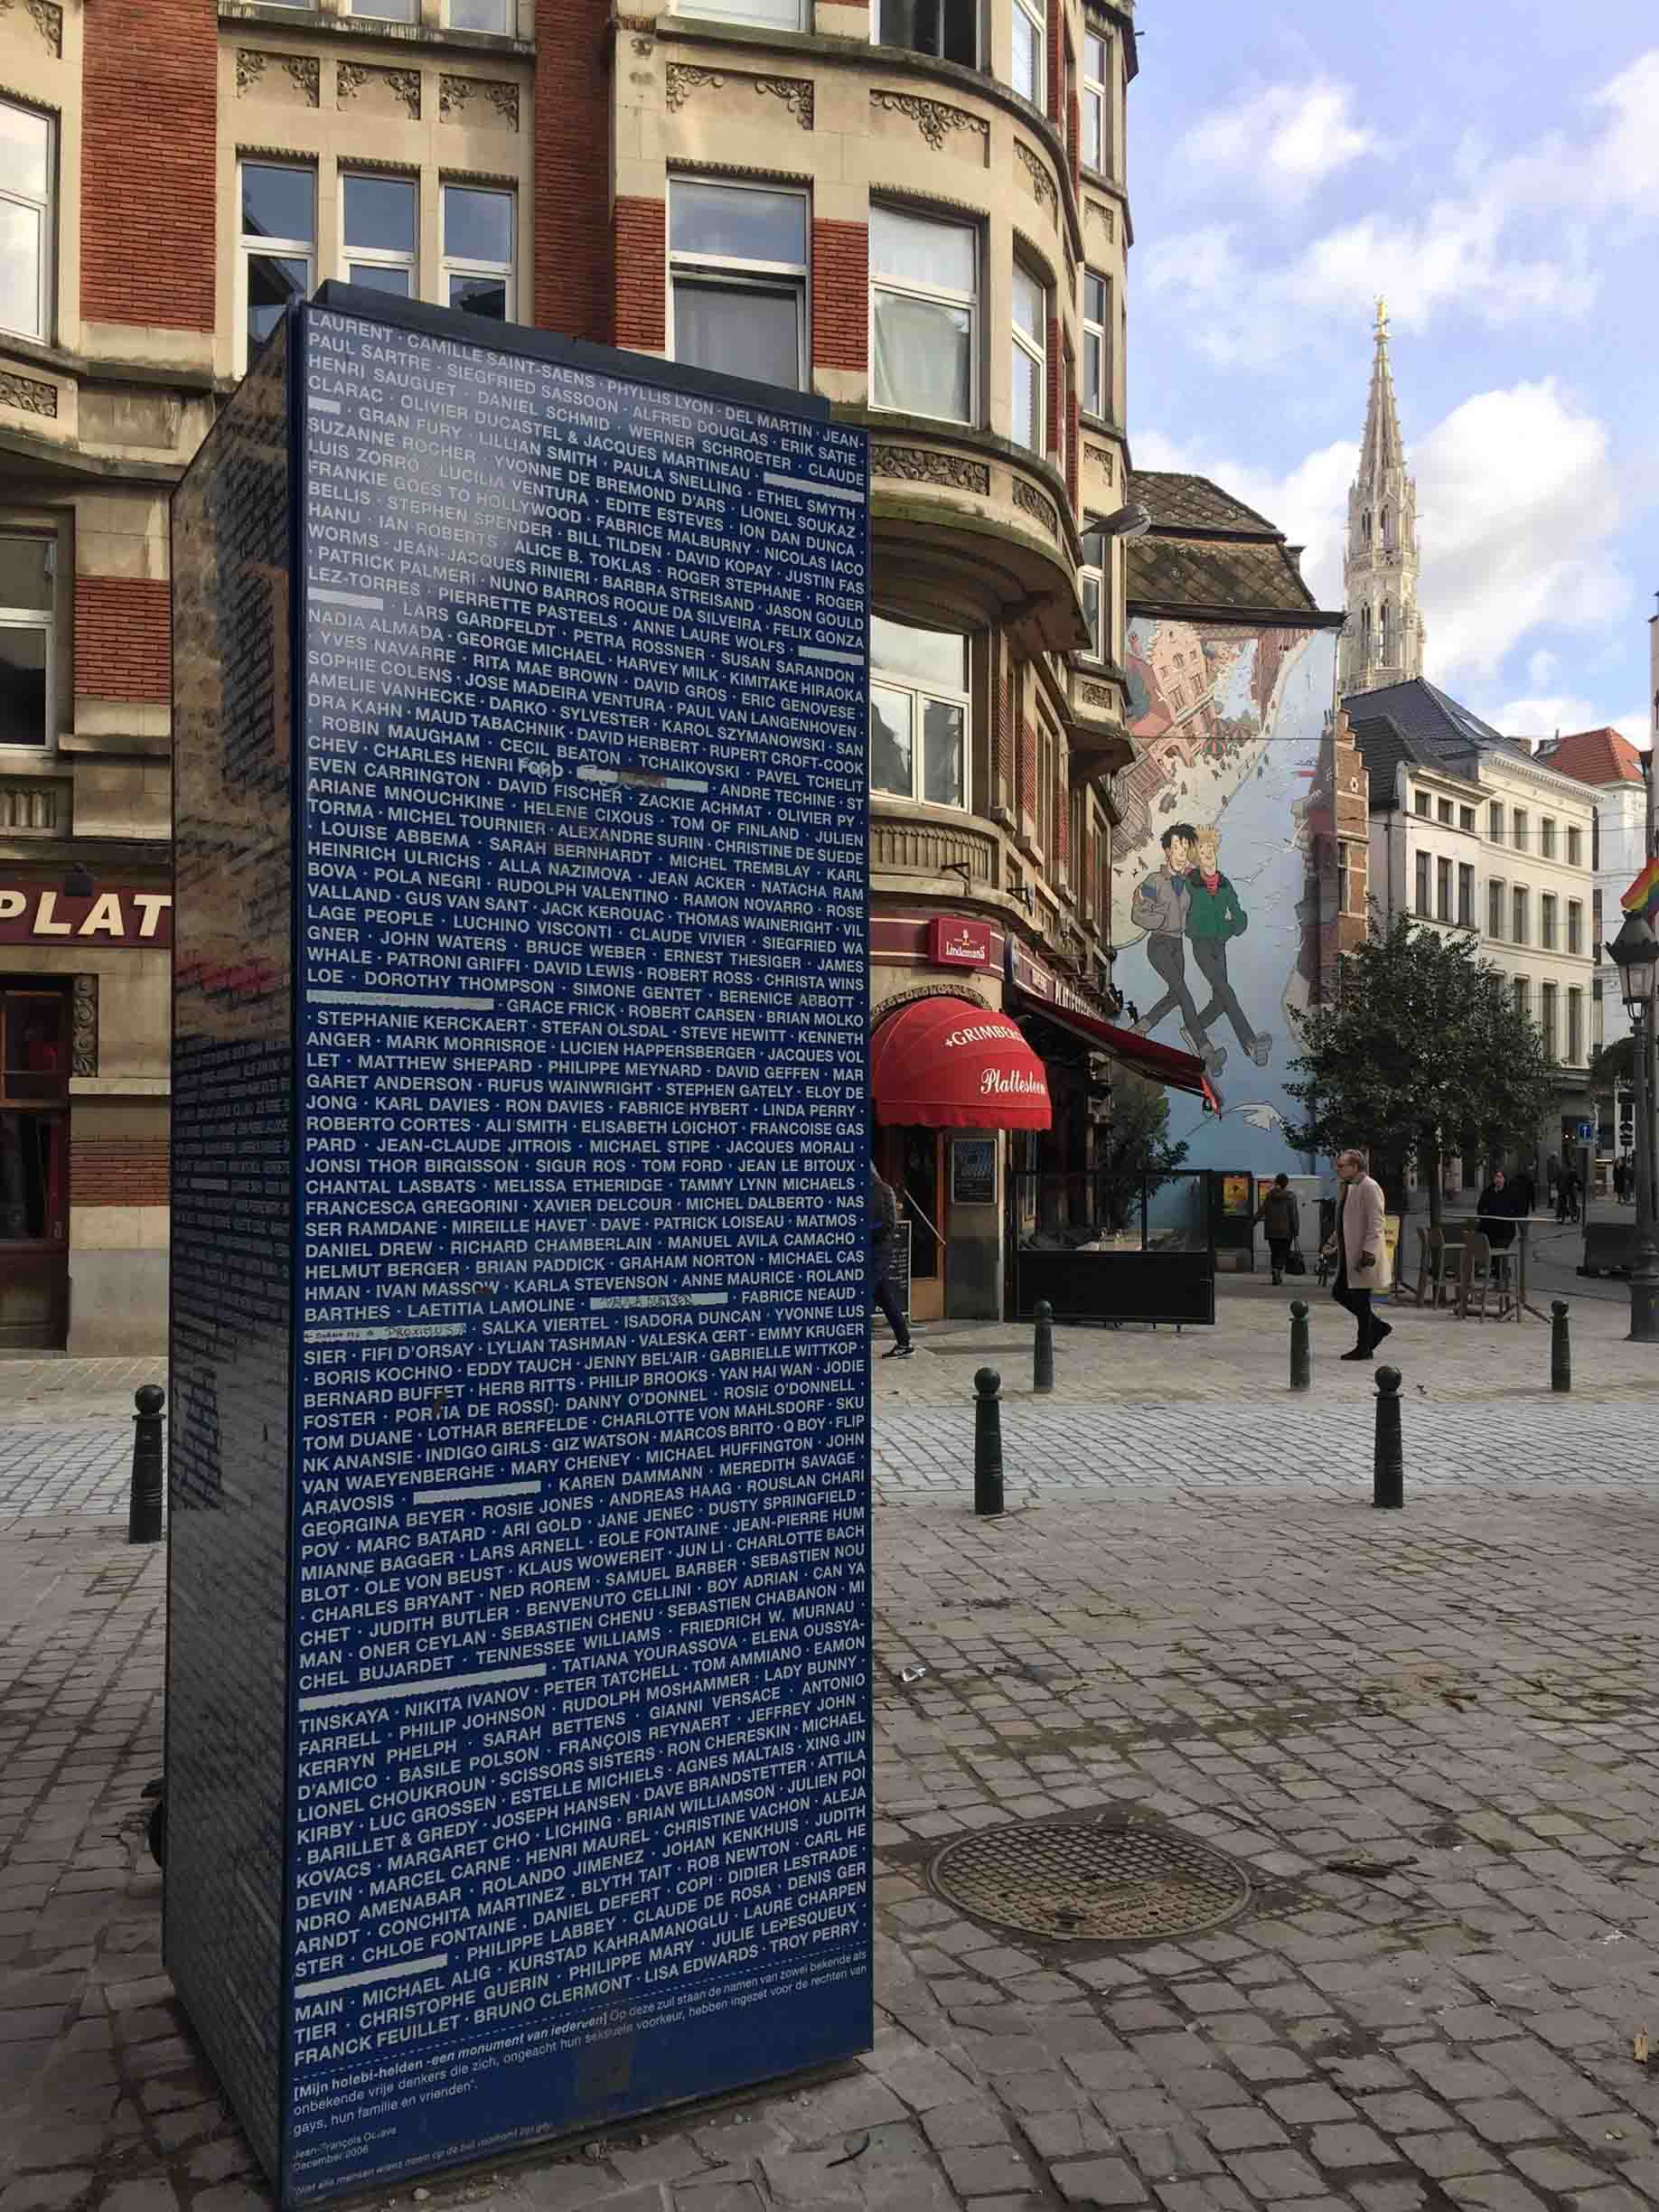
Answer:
1289;1298;1311;1392
1551;1299;1571;1392
973;1367;1004;1517
1372;1366;1403;1509
128;1384;165;1546
1033;1300;1054;1394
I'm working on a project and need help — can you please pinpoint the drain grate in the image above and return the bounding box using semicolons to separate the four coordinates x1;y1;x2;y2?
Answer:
929;1813;1251;1943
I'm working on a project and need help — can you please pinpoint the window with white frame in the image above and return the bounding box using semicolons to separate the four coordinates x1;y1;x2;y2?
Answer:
1488;879;1503;937
350;0;417;20
1082;29;1107;169
1568;987;1583;1064
1011;0;1045;106
239;162;314;369
1079;529;1104;661
343;173;417;295
0;99;52;343
870;205;975;424
1568;824;1582;867
670;180;807;390
1010;262;1045;453
873;0;976;64
1513;976;1529;1025
1542;981;1558;1057
442;183;513;318
1082;268;1108;417
449;0;516;29
0;537;52;749
868;616;970;810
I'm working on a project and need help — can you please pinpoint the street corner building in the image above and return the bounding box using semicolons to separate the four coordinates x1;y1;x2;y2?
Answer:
0;0;1192;1342
1108;473;1350;1178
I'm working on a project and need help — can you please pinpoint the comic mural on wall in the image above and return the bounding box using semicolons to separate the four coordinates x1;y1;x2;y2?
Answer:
1111;619;1340;1176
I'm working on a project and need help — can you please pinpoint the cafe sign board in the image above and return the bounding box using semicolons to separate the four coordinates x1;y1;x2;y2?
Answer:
0;887;173;946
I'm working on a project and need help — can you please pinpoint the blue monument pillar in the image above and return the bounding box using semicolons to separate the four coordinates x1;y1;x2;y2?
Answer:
166;288;871;2207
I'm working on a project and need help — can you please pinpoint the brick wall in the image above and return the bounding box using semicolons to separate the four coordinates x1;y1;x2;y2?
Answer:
1066;385;1079;514
1068;91;1080;183
1045;317;1061;458
997;675;1014;811
534;0;613;340
1020;720;1036;830
74;576;171;702
82;0;216;332
811;220;867;371
71;1137;169;1207
614;198;667;351
1046;0;1062;123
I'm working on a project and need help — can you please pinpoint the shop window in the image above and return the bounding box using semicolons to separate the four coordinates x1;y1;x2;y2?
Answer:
0;98;52;343
868;616;969;810
873;0;976;64
1011;262;1045;453
0;537;53;751
1011;0;1044;105
0;988;68;1244
670;180;807;389
870;205;976;424
1083;269;1108;417
342;173;417;296
239;161;314;370
442;183;514;319
1082;31;1107;169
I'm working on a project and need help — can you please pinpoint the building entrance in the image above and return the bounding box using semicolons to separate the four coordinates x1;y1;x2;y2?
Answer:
0;982;70;1348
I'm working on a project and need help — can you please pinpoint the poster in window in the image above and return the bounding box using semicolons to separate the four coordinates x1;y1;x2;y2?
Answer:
1220;1172;1252;1217
951;1137;996;1205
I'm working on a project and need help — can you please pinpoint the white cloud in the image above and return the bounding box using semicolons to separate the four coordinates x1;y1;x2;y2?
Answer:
1527;649;1560;688
1481;693;1644;743
1145;47;1659;361
1175;80;1379;208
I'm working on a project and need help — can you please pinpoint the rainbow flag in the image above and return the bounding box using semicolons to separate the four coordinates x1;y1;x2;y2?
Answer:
1622;856;1659;920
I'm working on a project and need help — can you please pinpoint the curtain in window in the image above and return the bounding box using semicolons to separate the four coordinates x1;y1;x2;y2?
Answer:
922;700;964;807
869;690;913;796
674;282;800;389
872;292;970;420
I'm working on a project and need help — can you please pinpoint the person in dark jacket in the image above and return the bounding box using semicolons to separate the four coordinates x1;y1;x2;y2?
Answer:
1186;825;1271;1068
869;1166;912;1357
1477;1168;1517;1251
1254;1173;1300;1284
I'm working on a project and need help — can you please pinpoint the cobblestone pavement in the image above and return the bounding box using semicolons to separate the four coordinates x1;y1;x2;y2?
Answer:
4;1313;1659;2212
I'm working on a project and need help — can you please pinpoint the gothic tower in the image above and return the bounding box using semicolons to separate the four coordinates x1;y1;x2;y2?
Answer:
1340;300;1425;697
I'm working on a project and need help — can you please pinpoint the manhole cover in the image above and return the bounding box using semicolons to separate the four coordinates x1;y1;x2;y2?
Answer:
929;1814;1251;1942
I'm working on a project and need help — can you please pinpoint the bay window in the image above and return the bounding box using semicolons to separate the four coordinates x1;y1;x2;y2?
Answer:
1079;529;1104;661
1010;263;1045;453
868;617;970;810
1082;31;1108;170
0;98;52;343
239;162;314;369
1011;0;1045;106
670;180;807;389
870;206;976;424
1083;269;1108;417
874;0;977;62
0;537;52;750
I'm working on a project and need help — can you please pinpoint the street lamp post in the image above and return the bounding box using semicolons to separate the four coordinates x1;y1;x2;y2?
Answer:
1607;911;1659;1343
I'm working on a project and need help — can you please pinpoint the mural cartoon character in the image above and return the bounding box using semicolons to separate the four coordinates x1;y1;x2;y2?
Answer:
1186;826;1271;1068
1129;823;1224;1075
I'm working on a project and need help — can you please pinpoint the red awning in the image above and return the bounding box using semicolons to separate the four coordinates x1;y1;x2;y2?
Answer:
1010;989;1216;1108
871;998;1052;1129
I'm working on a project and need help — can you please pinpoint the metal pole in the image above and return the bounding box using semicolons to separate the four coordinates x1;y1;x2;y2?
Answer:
973;1367;1004;1516
1551;1299;1571;1392
1630;1002;1659;1343
128;1384;165;1545
1033;1301;1054;1393
1289;1298;1310;1391
1372;1366;1403;1509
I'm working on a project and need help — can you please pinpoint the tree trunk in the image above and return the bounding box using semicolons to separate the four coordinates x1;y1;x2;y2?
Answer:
1422;1132;1443;1231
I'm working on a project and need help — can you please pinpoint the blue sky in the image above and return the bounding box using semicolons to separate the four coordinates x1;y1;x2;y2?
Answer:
1124;0;1659;745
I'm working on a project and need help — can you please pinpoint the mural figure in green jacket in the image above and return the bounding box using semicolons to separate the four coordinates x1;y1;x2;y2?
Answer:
1186;826;1271;1069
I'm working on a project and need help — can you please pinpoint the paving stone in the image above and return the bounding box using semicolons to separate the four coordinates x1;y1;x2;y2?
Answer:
1306;2123;1396;2169
0;2178;93;2212
1396;2132;1503;2179
1355;2093;1454;2134
1457;2099;1557;2145
1504;2142;1607;2190
1440;2179;1548;2212
1222;2149;1328;2198
1261;2084;1354;2125
670;2188;764;2212
1199;2109;1289;2152
936;2146;1036;2197
923;2104;1011;2151
1050;2157;1148;2206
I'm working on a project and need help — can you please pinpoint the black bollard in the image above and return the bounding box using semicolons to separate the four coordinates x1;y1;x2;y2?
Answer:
1289;1298;1311;1392
128;1384;165;1545
973;1367;1004;1517
1033;1300;1054;1394
1551;1299;1571;1392
1372;1366;1403;1509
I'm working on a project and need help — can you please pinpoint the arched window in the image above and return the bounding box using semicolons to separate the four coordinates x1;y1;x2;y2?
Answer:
1382;506;1394;549
1362;509;1373;544
1380;600;1392;662
1360;603;1372;657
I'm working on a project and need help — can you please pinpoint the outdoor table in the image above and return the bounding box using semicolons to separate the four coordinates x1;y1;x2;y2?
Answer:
1442;1213;1554;1323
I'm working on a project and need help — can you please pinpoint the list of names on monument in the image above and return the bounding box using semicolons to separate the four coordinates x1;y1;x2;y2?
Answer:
287;309;870;2193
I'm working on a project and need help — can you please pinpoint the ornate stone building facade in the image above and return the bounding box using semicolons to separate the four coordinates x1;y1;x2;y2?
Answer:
0;0;1159;1341
1338;301;1425;699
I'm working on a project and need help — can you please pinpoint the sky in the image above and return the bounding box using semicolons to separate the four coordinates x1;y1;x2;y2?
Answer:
1124;0;1659;746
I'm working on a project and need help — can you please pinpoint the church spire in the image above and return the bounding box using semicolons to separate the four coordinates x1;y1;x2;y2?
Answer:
1340;302;1424;699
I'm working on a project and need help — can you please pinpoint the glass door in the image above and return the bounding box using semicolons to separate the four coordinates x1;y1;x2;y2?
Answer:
1;984;70;1348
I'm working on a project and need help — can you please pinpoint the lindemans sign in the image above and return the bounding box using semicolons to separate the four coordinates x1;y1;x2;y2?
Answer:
926;914;993;969
0;887;173;945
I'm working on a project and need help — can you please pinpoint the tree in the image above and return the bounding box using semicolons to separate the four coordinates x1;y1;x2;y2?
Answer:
1283;913;1560;1228
1586;1034;1635;1097
1098;1074;1188;1233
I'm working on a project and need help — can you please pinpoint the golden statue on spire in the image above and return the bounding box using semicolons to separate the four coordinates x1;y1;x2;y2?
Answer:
1374;295;1390;338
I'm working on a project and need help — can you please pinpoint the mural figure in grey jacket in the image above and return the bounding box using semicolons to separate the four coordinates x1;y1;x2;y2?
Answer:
1129;824;1224;1074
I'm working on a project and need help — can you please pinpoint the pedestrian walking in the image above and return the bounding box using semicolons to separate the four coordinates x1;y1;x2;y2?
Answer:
1322;1148;1390;1361
1254;1172;1300;1285
868;1165;913;1358
1567;1167;1582;1224
1477;1168;1518;1252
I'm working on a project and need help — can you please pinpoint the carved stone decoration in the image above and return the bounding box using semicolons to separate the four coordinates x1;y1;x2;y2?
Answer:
441;74;520;127
665;62;726;110
632;36;653;53
1085;442;1113;473
614;10;655;29
282;56;320;105
339;62;421;118
0;368;58;417
1079;682;1116;713
870;89;988;157
1015;140;1057;219
1011;477;1059;539
755;74;812;128
236;49;267;93
1086;199;1115;240
71;975;98;1079
24;0;62;55
872;445;990;496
